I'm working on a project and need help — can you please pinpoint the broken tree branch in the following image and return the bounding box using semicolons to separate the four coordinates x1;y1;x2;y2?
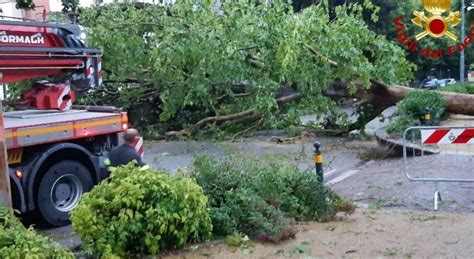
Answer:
233;118;264;138
191;92;303;133
192;109;256;133
276;93;301;103
161;91;305;139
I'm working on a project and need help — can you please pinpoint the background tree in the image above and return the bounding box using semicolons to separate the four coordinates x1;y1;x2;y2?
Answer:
326;0;474;82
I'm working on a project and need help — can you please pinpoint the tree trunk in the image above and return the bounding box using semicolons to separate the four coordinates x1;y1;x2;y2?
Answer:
325;79;474;131
369;80;474;116
325;80;474;116
431;90;474;116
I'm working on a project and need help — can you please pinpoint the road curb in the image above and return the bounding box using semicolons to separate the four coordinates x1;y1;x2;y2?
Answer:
374;127;439;155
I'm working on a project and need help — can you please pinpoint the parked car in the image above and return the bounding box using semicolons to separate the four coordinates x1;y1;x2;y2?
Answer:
438;78;456;87
446;78;455;85
420;78;440;89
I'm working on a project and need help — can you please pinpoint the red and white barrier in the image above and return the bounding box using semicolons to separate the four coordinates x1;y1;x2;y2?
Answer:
421;128;474;144
405;126;474;211
133;136;144;157
86;56;93;85
85;56;102;87
97;57;103;86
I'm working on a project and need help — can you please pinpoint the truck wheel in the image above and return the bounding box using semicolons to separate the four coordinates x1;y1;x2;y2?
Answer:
36;160;93;226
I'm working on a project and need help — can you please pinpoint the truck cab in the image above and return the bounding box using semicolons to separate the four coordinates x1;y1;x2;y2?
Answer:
0;18;140;226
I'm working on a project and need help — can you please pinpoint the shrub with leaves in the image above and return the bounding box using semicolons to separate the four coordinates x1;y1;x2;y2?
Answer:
248;160;351;221
387;90;446;134
0;206;73;258
71;163;212;257
191;155;354;242
220;188;297;243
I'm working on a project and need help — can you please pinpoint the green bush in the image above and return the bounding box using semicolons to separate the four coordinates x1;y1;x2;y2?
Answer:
0;207;73;258
247;161;349;221
220;188;297;243
191;156;354;242
71;163;212;257
387;90;446;134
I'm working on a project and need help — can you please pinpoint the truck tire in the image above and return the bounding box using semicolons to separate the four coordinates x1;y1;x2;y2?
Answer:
36;160;93;226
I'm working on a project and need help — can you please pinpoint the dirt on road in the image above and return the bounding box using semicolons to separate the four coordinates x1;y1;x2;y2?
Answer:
163;209;474;259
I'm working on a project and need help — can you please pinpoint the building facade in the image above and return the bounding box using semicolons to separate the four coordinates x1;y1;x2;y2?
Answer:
0;0;63;20
1;0;175;21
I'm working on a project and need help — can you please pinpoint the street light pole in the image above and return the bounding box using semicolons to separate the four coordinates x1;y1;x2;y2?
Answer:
461;0;466;84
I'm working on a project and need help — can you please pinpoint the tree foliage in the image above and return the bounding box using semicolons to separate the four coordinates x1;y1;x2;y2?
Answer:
78;1;414;135
15;0;78;11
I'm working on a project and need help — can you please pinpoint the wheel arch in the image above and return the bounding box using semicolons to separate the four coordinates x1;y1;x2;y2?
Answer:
26;143;99;211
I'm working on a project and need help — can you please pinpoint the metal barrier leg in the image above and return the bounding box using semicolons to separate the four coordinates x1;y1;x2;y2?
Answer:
434;183;442;211
434;191;440;210
403;126;474;212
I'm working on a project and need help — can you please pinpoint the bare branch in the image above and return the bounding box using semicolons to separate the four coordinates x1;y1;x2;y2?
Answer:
192;109;256;133
233;119;264;138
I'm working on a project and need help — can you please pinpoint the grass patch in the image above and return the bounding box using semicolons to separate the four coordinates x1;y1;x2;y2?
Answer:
383;248;398;256
408;214;440;222
367;184;387;190
292;241;311;255
224;232;252;249
439;83;474;94
368;197;400;209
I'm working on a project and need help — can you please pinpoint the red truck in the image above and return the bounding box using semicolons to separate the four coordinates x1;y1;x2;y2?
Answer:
0;17;142;226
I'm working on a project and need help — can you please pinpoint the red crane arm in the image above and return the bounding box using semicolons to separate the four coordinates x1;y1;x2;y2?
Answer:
0;20;103;86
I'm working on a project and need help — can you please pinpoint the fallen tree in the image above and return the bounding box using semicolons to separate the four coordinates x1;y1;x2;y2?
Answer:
165;79;474;138
79;1;421;137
